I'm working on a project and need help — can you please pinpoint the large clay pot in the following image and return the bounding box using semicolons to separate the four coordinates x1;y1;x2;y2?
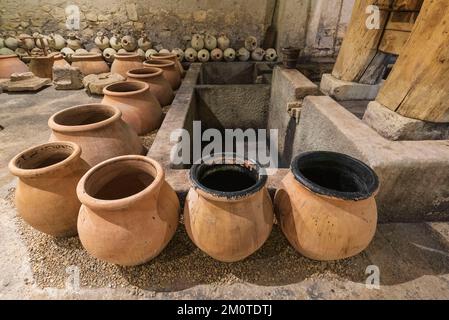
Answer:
102;81;162;135
71;53;109;76
274;151;379;261
77;155;180;266
48;104;144;167
111;52;143;78
150;52;185;78
52;53;70;67
8;142;89;237
126;67;174;107
143;59;181;90
184;157;274;262
0;54;29;79
29;55;55;79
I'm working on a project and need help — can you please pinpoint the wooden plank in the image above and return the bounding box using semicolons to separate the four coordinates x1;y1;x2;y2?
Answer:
332;0;392;83
378;29;411;55
376;0;449;122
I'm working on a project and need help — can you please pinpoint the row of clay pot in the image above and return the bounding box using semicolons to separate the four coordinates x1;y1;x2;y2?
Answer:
185;152;379;263
1;51;184;88
66;51;184;88
9;101;177;265
102;81;162;135
10;138;379;265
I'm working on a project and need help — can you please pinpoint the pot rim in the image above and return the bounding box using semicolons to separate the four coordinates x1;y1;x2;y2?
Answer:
77;155;164;210
9;141;81;178
291;151;379;201
103;80;149;96
126;67;163;79
190;154;267;202
71;52;102;60
48;103;122;133
143;59;174;68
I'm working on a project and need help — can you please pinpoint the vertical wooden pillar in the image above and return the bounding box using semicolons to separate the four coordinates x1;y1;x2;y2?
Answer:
376;0;449;122
332;0;392;84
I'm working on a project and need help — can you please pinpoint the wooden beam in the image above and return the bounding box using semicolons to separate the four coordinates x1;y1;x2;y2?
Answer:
376;0;449;123
332;0;392;83
378;29;410;55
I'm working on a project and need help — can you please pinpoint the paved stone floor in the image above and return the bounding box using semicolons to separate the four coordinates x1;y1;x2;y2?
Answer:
1;87;449;299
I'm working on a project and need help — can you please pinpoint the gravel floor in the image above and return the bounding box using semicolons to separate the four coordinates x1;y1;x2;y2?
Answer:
10;178;367;293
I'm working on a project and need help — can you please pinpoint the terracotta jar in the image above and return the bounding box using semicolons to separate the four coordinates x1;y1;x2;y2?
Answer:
111;52;143;78
52;53;70;67
102;81;162;135
150;52;185;78
184;157;274;262
126;67;174;106
77;155;180;266
274;151;379;261
29;55;55;79
143;59;181;90
71;53;110;75
8;142;89;237
48;104;144;167
0;54;29;79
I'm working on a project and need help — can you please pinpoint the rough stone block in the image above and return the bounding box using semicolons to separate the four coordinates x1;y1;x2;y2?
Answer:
268;66;321;165
320;73;382;101
297;95;449;222
363;101;449;141
53;66;84;90
83;73;125;95
10;72;34;81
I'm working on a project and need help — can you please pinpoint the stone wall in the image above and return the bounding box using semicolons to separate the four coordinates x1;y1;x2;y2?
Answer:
0;0;273;50
0;0;354;58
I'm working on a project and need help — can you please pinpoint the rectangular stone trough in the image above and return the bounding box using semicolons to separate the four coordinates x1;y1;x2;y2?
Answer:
148;62;449;223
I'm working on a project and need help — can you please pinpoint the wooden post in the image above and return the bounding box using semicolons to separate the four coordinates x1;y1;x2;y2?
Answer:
332;0;392;84
376;0;449;122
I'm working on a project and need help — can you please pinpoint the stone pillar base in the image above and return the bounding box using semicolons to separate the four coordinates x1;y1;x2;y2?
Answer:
363;101;449;141
320;73;382;101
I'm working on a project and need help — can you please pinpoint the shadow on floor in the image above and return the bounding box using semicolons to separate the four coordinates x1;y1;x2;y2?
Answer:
119;223;449;291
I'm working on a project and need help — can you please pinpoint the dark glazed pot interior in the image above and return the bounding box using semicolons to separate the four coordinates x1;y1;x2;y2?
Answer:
291;151;379;200
190;159;267;199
